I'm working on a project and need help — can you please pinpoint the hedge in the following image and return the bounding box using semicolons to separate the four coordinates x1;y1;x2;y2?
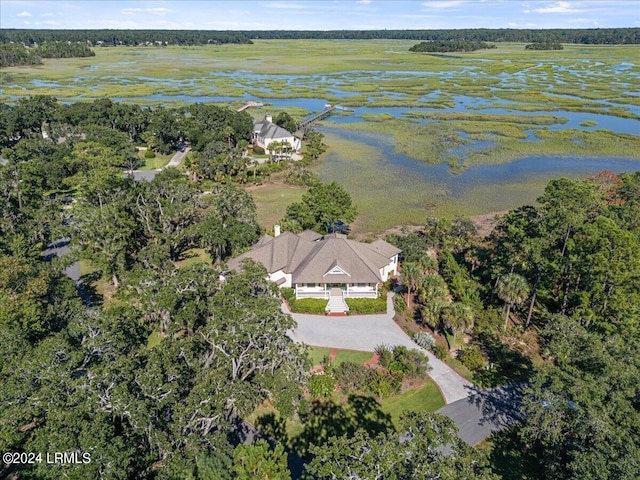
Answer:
289;298;327;315
345;295;387;314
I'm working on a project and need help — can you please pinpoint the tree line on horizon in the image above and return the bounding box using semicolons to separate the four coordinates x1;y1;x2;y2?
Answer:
1;27;639;46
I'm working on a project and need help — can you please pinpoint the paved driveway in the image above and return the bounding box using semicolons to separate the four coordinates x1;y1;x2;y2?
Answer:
286;293;474;404
129;146;190;181
436;383;526;445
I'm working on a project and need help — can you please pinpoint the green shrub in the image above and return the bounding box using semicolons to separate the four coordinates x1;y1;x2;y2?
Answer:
280;287;295;302
433;344;449;360
413;332;436;350
345;295;387;314
308;373;336;398
144;149;156;158
391;346;430;376
365;369;402;400
253;145;265;155
393;294;407;315
289;298;327;314
458;344;486;372
375;344;394;368
333;361;369;393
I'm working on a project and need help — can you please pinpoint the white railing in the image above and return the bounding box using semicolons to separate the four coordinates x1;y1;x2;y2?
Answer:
296;290;330;299
344;291;378;298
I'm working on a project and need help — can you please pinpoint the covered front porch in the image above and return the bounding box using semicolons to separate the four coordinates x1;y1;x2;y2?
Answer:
294;282;378;299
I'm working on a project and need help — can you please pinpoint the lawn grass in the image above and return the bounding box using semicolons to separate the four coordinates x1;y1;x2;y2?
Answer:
138;151;172;170
242;181;306;230
177;248;212;268
307;347;374;367
308;347;332;366
332;349;374;366
380;380;445;426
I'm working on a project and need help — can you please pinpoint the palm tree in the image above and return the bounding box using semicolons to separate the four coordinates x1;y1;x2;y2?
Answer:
417;253;438;274
401;262;421;310
442;302;474;350
222;125;235;148
495;273;530;330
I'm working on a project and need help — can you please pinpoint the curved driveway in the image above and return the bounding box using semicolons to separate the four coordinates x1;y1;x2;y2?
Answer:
130;146;190;181
285;293;474;404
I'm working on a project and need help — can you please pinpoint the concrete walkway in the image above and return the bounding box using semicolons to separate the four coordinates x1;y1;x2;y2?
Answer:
285;292;474;404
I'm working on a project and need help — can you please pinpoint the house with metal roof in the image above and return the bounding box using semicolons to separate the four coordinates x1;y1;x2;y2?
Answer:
227;226;400;312
253;115;301;153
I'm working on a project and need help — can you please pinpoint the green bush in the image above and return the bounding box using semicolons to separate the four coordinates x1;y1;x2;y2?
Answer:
280;287;295;302
365;369;402;400
391;346;430;376
253;145;265;155
375;344;394;368
333;361;369;393
393;294;407;315
345;295;387;314
433;344;449;360
458;344;486;372
144;149;156;159
308;373;336;398
289;298;327;314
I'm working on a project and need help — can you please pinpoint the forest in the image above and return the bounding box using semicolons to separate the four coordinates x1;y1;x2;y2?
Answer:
409;40;496;53
1;27;639;45
1;95;639;479
0;41;95;67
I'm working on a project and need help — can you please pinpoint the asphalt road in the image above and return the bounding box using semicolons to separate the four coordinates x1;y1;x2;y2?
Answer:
436;383;527;445
44;237;92;305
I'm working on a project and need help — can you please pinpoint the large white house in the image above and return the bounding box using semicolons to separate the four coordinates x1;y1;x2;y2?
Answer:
253;115;301;153
227;227;400;312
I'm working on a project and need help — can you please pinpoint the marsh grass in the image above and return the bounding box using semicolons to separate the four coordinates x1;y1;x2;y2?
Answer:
3;41;638;123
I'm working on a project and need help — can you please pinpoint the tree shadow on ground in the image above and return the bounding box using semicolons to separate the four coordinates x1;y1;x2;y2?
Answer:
486;426;544;480
78;271;104;306
474;332;533;387
256;394;394;460
465;383;527;430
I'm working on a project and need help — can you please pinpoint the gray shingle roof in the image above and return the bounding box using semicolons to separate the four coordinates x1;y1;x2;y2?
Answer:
254;120;293;140
227;231;401;285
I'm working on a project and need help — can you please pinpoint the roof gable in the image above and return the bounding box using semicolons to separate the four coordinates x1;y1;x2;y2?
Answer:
323;262;351;277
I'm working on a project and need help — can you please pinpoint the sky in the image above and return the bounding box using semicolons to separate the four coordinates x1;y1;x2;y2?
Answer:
1;0;639;30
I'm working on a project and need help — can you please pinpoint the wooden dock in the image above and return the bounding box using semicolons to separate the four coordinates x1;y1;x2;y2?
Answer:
236;101;263;112
297;105;337;131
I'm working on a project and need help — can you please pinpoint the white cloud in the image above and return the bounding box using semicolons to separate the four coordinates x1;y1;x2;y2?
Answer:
356;0;372;3
147;7;170;16
17;10;32;17
421;1;468;9
121;7;170;16
534;1;580;14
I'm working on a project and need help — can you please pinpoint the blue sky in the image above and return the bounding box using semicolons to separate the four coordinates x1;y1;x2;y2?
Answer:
1;1;639;30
